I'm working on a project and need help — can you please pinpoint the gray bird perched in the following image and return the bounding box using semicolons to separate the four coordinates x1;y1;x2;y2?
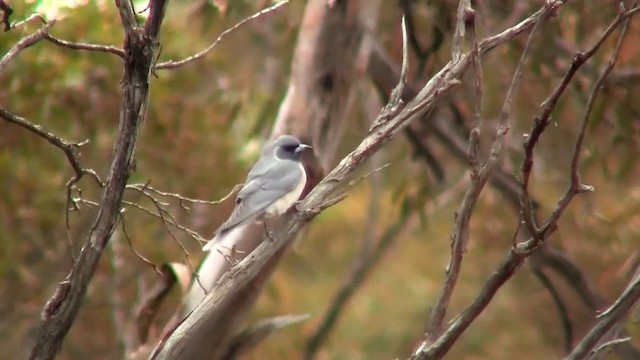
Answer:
203;135;311;252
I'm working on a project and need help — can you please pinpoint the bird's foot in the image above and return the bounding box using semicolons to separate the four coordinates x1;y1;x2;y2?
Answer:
266;230;276;242
214;244;245;265
263;222;275;242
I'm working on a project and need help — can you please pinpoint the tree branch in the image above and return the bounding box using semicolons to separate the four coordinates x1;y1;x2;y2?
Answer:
0;21;54;74
43;32;125;58
154;1;288;70
28;1;169;358
410;5;638;359
566;274;640;360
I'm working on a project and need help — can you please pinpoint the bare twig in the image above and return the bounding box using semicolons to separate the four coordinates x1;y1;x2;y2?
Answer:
126;183;241;207
370;16;409;131
0;106;103;244
120;216;159;272
133;190;206;293
0;21;54;73
566;275;640;360
0;107;100;185
155;1;289;70
43;32;125;58
532;267;573;353
29;1;169;358
588;337;632;359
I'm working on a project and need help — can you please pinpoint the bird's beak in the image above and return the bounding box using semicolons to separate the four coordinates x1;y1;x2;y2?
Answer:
295;144;312;153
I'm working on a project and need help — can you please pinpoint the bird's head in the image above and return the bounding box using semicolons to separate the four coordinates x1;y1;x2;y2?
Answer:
270;135;312;161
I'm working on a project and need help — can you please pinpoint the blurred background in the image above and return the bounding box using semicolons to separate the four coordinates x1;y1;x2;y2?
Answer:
1;0;639;359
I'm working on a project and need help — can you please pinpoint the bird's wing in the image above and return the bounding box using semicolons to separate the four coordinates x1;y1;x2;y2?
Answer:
216;160;302;235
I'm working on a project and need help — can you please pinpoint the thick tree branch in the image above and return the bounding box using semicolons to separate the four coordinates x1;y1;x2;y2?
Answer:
28;1;169;358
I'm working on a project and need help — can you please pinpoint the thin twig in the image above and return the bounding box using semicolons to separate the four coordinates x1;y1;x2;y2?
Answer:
588;337;632;359
532;267;573;353
0;0;13;31
566;275;640;359
369;15;409;131
155;1;289;70
43;33;125;58
126;183;241;206
132;191;206;292
0;21;54;73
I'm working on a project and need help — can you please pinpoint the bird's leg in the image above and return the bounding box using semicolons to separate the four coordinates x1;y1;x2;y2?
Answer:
263;221;275;242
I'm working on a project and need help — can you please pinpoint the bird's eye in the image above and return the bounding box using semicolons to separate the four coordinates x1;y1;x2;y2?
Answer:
283;144;298;152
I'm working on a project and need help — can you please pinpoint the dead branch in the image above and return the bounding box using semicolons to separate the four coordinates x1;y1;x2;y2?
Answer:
0;21;54;73
410;6;638;359
0;107;100;185
425;0;551;341
28;1;169;358
155;1;289;70
531;267;574;353
43;32;125;58
566;274;640;360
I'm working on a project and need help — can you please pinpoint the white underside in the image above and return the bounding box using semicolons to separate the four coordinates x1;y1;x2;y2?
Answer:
264;162;306;217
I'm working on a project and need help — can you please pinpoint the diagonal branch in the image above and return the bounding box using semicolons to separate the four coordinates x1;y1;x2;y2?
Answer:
0;21;54;74
566;274;640;360
0;107;97;183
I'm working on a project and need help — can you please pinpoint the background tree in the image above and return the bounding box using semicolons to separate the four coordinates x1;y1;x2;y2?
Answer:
0;0;639;359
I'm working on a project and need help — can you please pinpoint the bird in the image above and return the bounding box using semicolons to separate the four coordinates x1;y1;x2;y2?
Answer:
202;135;312;252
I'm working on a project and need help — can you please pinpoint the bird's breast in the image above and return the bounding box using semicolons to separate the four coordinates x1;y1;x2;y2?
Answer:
264;164;307;217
